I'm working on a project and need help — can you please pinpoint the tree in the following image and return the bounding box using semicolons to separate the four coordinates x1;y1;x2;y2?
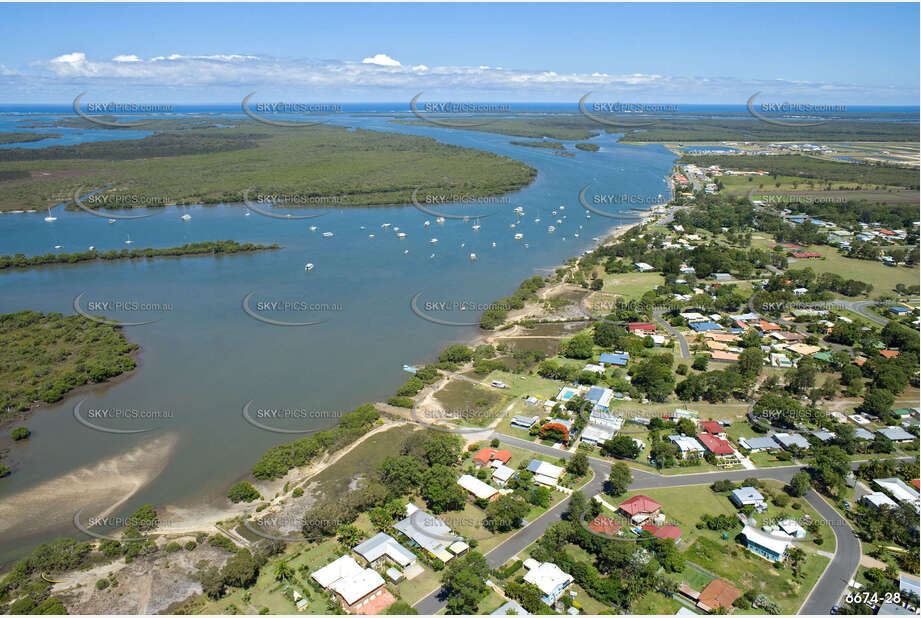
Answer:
384;601;419;615
200;566;225;599
441;552;490;614
10;427;30;440
424;434;462;467
593;321;622;348
856;388;894;420
788;472;811;497
607;462;632;497
692;355;709;371
422;464;466;513
221;548;260;588
484;495;530;532
566;490;589;524
567;452;589;477
336;524;365;548
737;348;763;378
273;560;294;582
562;333;594;359
129;504;159;532
378;455;424;495
787;547;806;578
810;446;850;496
601;435;640;459
227;481;261;503
439;344;473;364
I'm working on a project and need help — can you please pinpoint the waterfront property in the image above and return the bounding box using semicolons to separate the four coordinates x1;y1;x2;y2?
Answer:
311;555;394;614
352;532;417;570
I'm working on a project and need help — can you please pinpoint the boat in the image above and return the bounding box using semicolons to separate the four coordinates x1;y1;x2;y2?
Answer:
244;211;250;216
381;223;391;228
574;233;579;238
491;242;497;248
472;223;480;231
88;246;95;251
403;249;409;254
396;232;407;238
429;238;438;244
322;231;334;237
44;208;57;222
304;263;314;271
556;219;562;224
551;210;557;216
368;234;375;238
523;243;529;248
107;219;116;224
393;226;400;232
559;205;565;210
510;223;516;229
423;220;431;227
181;214;191;221
460;243;465;248
359;225;365;230
435;217;445;224
54;245;62;249
514;233;523;240
429;253;435;259
309;225;317;231
513;206;524;215
469;253;477;261
534;218;541;223
125;239;133;245
547;226;556;232
402;364;417;374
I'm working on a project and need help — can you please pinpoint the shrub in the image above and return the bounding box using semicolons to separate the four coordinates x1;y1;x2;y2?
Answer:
387;396;414;408
10;427;30;440
227;481;261;503
185;540;197;551
292;487;304;498
96;578;110;590
164;541;181;553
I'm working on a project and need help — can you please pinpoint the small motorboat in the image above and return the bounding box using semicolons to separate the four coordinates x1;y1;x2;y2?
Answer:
430;238;438;244
424;220;431;227
393;226;400;232
469;253;477;261
435;217;445;224
108;219;116;224
381;223;391;228
397;232;407;238
491;242;497;247
547;226;556;232
54;245;62;249
514;233;523;240
309;225;318;231
403;249;409;254
534;218;541;223
244;211;250;216
305;263;314;271
88;245;95;250
322;231;334;237
181;214;191;221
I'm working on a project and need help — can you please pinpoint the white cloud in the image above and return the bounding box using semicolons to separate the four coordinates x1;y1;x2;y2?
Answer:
361;53;401;67
112;55;142;63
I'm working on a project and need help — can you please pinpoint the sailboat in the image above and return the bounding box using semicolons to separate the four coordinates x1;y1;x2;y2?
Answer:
471;218;481;231
304;263;314;272
309;225;318;231
107;219;116;224
430;238;438;244
424;220;431;227
435;217;445;224
44;208;57;222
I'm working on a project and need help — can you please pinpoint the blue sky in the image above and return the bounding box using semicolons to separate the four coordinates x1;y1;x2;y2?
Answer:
1;3;918;103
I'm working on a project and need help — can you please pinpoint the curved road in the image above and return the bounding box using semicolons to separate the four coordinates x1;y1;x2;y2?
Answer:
653;309;690;358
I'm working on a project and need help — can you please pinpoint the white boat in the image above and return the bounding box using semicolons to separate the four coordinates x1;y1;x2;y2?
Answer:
368;234;375;238
393;226;400;232
586;214;591;219
322;231;334;237
435;217;445;224
181;214;191;221
547;226;556;232
359;225;365;230
304;263;314;271
559;205;565;210
524;243;529;248
551;210;557;216
381;223;391;228
125;239;133;245
44;208;57;222
491;242;497;247
397;232;407;238
430;238;438;244
534;218;541;223
429;253;436;259
514;206;524;215
461;243;465;248
107;219;116;224
54;245;62;249
469;253;477;261
514;233;523;240
244;211;250;216
88;246;95;250
472;224;480;231
424;220;431;227
403;249;409;254
556;219;562;224
574;233;579;238
510;223;516;229
309;225;317;231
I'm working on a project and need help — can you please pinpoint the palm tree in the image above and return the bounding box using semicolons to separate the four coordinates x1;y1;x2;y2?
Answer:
274;560;294;582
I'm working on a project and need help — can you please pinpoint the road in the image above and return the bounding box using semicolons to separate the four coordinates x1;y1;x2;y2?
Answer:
799;490;861;615
653;308;690;358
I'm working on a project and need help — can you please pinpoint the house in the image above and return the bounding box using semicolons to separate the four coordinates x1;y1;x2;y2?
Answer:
642;523;683;542
312;555;365;590
792;287;809;296
511;415;539;429
710;350;740;362
490;601;530;615
627;322;657;335
770;353;793;368
774;432;810;451
777;519;806;539
394;510;458;562
588;514;622;536
582;362;606;374
890;306;911;316
457;474;499;502
599;352;629;366
877;602;915;615
589;409;623;431
690;321;722;332
585;386;614;411
730;487;766;508
526;459;565;486
668;434;705;454
699;421;724;436
811;429;835;443
618;495;662;523
580;424;615;445
634;262;655;272
899;574;920;599
673;408;699;420
491;464;515;487
523;562;574;605
713;273;732;281
697;579;741;612
788;343;821;356
681;312;708;323
853;427;875;441
696;433;734;457
757;320;781;332
874;477;920;507
741;525;790;562
472;447;512;468
353;533;417;569
879;349;900;359
329;568;390;614
877;427;915;442
862;491;898;510
739;436;779;452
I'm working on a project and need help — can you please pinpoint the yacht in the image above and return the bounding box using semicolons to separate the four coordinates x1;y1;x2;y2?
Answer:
547;226;556;232
491;242;497;248
559;205;565;210
469;253;477;261
396;232;407;238
244;211;250;216
534;218;541;223
88;246;95;250
44;208;57;222
322;231;334;237
381;223;391;228
309;225;317;231
54;245;62;249
107;219;116;224
181;214;191;221
368;234;375;238
429;238;438;244
304;263;314;272
424;220;431;227
403;249;409;254
514;233;523;240
471;220;481;230
393;226;400;232
359;225;365;230
435;216;445;224
429;253;436;259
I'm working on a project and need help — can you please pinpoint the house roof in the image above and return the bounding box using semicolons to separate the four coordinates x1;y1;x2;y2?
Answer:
394;511;457;553
774;432;810;449
491;601;531;615
353;532;416;567
669;434;704;452
741;525;791;555
879;349;901;359
731;487;765;504
740;436;779;451
628;322;657;331
472;447;512;465
581;424;615;443
588;514;622;536
458;474;499;500
690;321;722;332
643;523;683;540
698;579;741;610
710;350;740;361
696;433;734;455
312;555;365;589
330;568;386;605
874;477;920;503
863;491;898;509
699;421;722;434
599;352;629;365
526;459;564;479
523;562;573;596
492;464;515;482
619;494;663;516
877;426;914;441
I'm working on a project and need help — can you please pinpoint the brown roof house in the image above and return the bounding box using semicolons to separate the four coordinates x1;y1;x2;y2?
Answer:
697;579;741;612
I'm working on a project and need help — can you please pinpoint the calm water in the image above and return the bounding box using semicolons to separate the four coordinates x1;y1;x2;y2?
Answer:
0;112;676;560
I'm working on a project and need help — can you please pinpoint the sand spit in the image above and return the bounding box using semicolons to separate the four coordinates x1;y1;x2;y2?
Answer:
0;434;178;539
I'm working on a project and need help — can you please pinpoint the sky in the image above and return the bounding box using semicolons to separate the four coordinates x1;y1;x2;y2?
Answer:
0;3;918;104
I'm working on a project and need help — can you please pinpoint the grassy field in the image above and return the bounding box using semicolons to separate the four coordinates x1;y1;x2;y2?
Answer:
433;378;504;427
591;272;666;304
0;122;536;211
631;591;691;614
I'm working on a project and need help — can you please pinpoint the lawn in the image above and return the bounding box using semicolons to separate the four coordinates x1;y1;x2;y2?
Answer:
433;378;504;427
592;271;666;302
477;588;509;614
631;591;691;614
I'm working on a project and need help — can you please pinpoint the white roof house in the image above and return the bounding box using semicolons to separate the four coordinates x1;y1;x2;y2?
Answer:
457;474;499;501
353;532;417;568
874;478;920;505
526;459;564;480
523;562;574;605
863;491;898;510
589;409;623;430
582;363;606;374
668;434;704;454
635;262;655;272
741;525;791;561
330;568;386;605
394;510;458;557
492;464;515;484
312;555;365;589
581;424;615;445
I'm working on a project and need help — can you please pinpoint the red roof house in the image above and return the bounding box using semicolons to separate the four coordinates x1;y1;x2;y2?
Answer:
472;447;512;467
879;350;900;359
641;523;683;541
696;433;734;456
619;495;663;520
627;322;657;333
699;421;723;435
